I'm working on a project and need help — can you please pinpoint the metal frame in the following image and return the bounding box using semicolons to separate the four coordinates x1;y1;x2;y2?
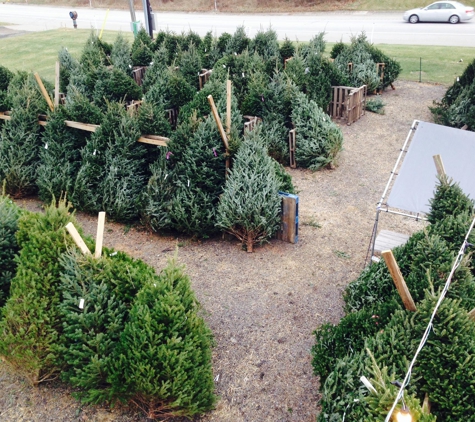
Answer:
367;120;428;264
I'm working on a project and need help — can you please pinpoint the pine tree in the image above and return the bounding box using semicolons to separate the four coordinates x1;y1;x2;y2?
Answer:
131;28;153;67
0;74;45;197
216;127;281;252
0;199;79;385
177;42;203;91
0;194;24;308
0;65;13;111
92;67;143;107
78;32;107;96
226;26;250;55
58;47;80;95
72;102;148;222
291;91;343;170
279;37;295;62
109;254;216;419
111;33;133;75
57;248;152;404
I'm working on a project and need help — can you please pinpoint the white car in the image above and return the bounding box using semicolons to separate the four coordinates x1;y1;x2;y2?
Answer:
403;1;475;23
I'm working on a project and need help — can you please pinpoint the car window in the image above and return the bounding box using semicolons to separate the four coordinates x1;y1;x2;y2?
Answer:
441;3;456;8
427;3;441;9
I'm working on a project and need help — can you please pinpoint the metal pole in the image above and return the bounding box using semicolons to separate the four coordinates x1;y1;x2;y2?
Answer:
141;0;150;36
128;0;136;22
146;0;153;38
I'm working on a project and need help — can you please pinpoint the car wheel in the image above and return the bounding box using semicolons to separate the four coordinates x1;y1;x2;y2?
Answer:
449;14;460;24
409;14;419;24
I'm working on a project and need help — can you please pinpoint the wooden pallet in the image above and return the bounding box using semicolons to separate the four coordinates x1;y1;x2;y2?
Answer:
374;230;410;256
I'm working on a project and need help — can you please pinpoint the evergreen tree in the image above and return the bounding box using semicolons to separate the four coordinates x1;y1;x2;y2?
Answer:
279;37;295;62
0;74;45;197
177;42;203;90
78;32;107;96
0;194;24;308
131;28;153;66
72;102;148;222
0;65;14;111
111;33;133;75
92;67;143;107
226;26;250;55
57;249;152;404
291;91;343;170
0;199;78;385
58;47;80;95
109;254;216;418
216;127;281;252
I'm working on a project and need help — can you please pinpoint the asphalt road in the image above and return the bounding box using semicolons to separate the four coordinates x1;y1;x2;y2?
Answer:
0;4;475;46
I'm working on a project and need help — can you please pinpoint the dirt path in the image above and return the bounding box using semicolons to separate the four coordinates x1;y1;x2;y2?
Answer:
1;80;446;422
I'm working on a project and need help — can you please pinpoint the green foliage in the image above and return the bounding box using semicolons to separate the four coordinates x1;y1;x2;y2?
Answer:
250;27;280;61
217;32;232;55
92;67;143;106
0;195;23;308
366;95;385;114
131;28;153;66
279;37;295;61
241;70;269;116
37;107;87;204
330;41;346;59
177;42;203;90
111;33;133;75
216;128;281;252
57;249;151;404
428;177;474;225
136;101;172;138
79;33;107;95
0;199;77;385
226;26;250;55
301;32;326;57
72;102;148;222
58;47;79;95
291;91;343;170
109;254;216;418
366;43;402;90
430;58;475;130
0;65;14;111
273;159;295;194
0;74;45;197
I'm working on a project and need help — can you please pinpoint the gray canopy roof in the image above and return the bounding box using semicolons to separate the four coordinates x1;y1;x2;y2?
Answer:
387;121;475;214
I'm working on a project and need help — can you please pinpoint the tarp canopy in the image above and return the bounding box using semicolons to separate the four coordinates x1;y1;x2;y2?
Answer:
387;121;475;214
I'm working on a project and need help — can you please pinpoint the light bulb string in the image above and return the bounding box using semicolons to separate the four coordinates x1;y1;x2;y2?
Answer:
384;214;475;422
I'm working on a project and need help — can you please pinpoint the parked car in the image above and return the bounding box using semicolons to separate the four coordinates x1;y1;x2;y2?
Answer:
403;1;474;23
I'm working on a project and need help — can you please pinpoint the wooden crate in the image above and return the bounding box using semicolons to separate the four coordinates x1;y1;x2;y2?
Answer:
199;69;213;90
276;192;299;244
328;85;367;125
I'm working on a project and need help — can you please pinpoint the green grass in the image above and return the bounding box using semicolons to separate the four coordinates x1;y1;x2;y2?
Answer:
0;29;473;86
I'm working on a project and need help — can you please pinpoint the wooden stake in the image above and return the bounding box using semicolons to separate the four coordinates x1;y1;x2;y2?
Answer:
468;307;475;321
54;61;60;109
433;154;446;178
207;95;229;151
422;393;431;414
34;72;54;112
94;212;106;259
137;134;169;147
382;250;417;311
65;222;91;256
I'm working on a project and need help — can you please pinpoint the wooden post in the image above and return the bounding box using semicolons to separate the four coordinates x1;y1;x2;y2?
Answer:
65;222;91;256
433;154;446;178
381;250;416;311
226;80;232;135
54;61;60;109
34;72;54;112
207;95;229;151
468;307;475;321
422;393;431;414
94;212;106;259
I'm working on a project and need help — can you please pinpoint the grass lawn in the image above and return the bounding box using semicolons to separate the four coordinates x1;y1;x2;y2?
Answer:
0;28;473;85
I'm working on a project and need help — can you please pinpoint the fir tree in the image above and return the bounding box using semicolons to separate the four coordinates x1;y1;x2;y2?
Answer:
58;47;80;95
0;194;24;308
109;254;216;418
225;26;250;55
216;127;281;252
78;32;107;95
0;65;13;111
0;74;45;197
177;42;203;90
72;102;148;222
0;199;78;385
57;248;152;403
279;37;295;62
111;33;133;75
92;67;143;107
291;91;343;170
131;28;153;67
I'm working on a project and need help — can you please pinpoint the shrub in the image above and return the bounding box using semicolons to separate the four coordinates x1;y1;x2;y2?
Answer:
226;26;250;55
279;37;295;62
109;254;216;418
0;195;23;308
58;47;79;95
0;199;78;385
131;28;153;66
216;127;281;252
291;91;343;170
111;33;133;75
93;67;143;106
365;95;385;114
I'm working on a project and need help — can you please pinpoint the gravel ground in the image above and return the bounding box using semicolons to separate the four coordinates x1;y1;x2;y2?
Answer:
0;80;446;422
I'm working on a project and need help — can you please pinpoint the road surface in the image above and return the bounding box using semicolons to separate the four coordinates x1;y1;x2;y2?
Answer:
0;4;474;46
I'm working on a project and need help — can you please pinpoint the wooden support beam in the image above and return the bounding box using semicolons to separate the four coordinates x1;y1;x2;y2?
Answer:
54;61;60;109
207;94;229;151
382;250;416;311
433;154;446;178
34;72;54;112
65;222;91;256
94;212;106;259
0;112;11;121
226;80;232;135
64;120;100;132
468;307;475;321
137;134;169;147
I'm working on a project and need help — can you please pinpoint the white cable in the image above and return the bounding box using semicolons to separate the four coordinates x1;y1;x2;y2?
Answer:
384;214;475;422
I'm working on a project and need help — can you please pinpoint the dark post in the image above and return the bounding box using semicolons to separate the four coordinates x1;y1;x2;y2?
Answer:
146;0;153;38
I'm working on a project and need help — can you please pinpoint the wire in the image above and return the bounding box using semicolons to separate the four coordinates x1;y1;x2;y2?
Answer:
384;214;475;422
